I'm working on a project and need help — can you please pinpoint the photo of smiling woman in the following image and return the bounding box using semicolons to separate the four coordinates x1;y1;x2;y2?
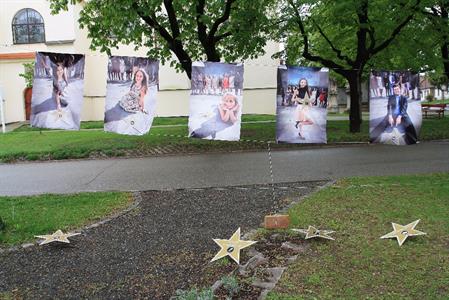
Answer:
104;56;159;135
31;52;85;130
276;66;329;143
188;62;244;141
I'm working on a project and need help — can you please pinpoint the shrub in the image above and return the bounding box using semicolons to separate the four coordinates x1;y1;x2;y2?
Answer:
221;275;240;298
19;61;35;88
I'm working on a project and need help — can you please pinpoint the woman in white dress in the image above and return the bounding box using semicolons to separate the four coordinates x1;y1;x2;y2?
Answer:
292;78;313;140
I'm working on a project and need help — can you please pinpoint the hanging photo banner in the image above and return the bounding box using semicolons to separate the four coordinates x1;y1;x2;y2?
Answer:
276;66;329;143
188;62;244;141
104;56;159;135
31;52;85;130
369;71;421;145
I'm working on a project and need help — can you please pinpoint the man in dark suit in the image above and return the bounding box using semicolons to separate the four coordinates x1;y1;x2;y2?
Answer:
371;83;418;145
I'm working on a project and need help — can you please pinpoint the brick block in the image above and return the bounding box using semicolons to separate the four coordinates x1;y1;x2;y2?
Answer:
264;215;290;229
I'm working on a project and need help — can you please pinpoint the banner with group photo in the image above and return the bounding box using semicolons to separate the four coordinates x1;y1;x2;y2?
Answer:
188;62;244;141
31;52;85;130
276;66;329;143
369;71;421;145
104;56;159;135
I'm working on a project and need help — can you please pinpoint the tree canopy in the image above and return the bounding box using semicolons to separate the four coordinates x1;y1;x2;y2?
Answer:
277;0;422;132
49;0;275;78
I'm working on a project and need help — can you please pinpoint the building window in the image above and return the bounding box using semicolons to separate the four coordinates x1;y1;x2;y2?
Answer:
12;8;45;44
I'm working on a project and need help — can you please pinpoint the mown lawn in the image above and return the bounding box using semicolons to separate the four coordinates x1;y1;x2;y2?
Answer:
1;115;447;162
0;192;132;246
12;114;276;131
268;173;449;299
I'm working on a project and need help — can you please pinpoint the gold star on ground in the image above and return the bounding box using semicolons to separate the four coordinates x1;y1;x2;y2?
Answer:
211;228;257;264
292;225;335;240
35;230;81;246
380;219;426;246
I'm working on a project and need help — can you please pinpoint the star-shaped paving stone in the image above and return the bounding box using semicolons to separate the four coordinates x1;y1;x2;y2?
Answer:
35;230;81;246
380;219;426;246
211;228;257;264
292;225;335;240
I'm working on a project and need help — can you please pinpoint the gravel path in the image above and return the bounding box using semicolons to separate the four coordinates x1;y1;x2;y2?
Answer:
0;181;326;299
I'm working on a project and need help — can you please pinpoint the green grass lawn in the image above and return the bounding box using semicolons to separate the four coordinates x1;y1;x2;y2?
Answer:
0;192;131;246
12;115;276;132
267;173;449;299
1;115;448;162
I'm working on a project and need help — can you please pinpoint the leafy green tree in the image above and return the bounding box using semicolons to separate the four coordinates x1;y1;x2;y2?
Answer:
365;1;449;94
422;1;449;81
49;0;274;79
280;0;422;132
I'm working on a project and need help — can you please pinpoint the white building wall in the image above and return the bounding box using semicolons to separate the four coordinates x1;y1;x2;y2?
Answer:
0;60;26;123
0;0;278;123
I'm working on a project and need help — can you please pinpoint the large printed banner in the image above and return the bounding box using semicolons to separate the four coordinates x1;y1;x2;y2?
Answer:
369;71;421;145
188;62;244;141
31;52;85;130
104;56;159;135
276;66;329;143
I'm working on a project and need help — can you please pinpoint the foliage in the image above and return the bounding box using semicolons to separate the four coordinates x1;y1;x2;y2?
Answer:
275;0;423;132
420;1;449;80
19;61;35;88
280;0;420;68
172;287;214;300
48;0;275;78
428;71;449;88
221;275;240;298
278;0;449;85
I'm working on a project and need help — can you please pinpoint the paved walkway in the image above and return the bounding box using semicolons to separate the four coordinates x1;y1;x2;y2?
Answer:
1;141;448;196
1;122;24;133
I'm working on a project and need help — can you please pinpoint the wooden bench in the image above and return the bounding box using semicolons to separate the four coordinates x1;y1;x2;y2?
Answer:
422;104;446;118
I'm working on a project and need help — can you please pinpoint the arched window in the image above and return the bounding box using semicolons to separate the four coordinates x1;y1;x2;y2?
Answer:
12;8;45;44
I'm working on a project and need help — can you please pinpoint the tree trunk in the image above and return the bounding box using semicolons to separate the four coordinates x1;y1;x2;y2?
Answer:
204;42;221;62
180;58;192;80
347;71;363;133
442;5;449;82
168;41;193;79
442;41;449;82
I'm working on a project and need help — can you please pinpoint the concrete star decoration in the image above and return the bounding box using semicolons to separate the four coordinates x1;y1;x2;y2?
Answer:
211;228;257;264
35;230;81;246
292;225;335;240
380;219;426;246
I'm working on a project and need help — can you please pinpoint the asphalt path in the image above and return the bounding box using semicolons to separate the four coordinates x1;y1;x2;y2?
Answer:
1;141;448;196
